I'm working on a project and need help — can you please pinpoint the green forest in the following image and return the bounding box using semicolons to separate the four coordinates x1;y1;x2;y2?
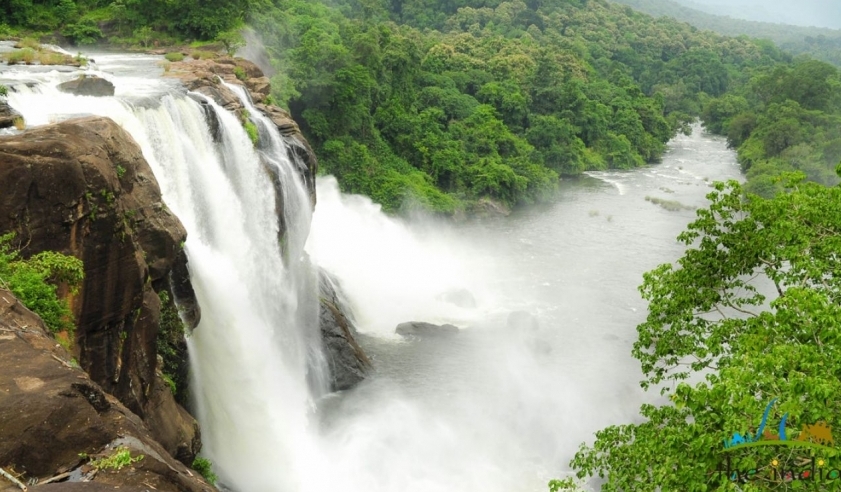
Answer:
5;2;841;491
612;0;841;66
5;0;841;212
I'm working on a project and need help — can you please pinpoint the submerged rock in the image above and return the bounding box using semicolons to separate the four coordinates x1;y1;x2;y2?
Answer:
319;269;371;391
57;75;115;97
0;117;200;464
0;289;211;491
396;321;459;338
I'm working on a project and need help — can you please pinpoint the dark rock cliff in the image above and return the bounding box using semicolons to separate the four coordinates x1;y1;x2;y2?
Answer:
0;288;211;491
318;269;371;391
0;117;200;465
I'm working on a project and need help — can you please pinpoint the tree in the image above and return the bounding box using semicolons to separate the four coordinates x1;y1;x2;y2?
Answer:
554;174;841;491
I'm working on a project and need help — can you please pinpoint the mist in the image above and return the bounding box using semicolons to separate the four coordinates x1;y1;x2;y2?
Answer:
677;0;841;29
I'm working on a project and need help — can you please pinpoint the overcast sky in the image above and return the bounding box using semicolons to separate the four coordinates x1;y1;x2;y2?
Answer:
677;0;841;30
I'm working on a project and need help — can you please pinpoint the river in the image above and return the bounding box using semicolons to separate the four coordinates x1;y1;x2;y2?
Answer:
1;51;741;491
305;126;743;491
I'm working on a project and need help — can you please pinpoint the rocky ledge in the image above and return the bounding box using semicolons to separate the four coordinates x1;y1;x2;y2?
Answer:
0;117;200;465
164;56;317;205
0;288;210;491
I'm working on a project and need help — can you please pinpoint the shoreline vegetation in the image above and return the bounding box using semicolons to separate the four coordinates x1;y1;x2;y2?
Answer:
2;0;839;216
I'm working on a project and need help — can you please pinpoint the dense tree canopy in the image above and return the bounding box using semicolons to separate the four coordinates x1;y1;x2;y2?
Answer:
552;172;841;491
251;0;789;212
613;0;841;67
0;0;253;42
702;60;841;195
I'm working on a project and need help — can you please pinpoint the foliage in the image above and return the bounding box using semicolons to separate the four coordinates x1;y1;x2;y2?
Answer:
2;0;257;43
244;119;259;145
613;0;841;67
192;457;218;485
164;52;184;62
251;0;787;212
156;290;187;402
217;28;245;55
232;65;247;81
61;17;102;45
558;174;841;491
0;84;7;97
703;60;841;194
0;233;84;335
90;446;144;471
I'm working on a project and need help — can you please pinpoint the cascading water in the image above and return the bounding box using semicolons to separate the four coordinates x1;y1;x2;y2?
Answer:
2;53;744;492
3;61;325;490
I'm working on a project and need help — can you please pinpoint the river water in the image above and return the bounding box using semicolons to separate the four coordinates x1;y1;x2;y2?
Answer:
1;52;741;491
306;126;743;491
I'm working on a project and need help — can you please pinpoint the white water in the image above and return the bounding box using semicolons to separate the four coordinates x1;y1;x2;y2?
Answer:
2;57;742;492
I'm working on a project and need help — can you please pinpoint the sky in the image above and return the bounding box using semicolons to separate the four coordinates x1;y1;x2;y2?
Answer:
676;0;841;30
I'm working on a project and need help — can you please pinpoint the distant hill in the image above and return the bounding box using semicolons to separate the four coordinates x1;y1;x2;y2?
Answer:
611;0;841;66
675;0;841;30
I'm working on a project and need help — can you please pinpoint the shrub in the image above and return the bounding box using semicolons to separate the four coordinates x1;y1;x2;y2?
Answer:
244;120;258;145
90;447;143;471
0;233;84;335
15;37;40;50
0;84;7;97
233;66;246;81
5;48;36;65
164;52;184;62
190;50;216;60
62;19;103;45
192;457;217;485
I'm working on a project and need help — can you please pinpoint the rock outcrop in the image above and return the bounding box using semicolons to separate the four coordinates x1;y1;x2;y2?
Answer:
318;269;371;391
57;75;116;97
396;321;459;338
165;56;317;206
0;117;200;464
0;100;22;129
0;288;211;491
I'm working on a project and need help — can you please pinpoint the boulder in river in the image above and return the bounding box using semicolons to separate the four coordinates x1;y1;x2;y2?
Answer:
319;269;371;391
396;321;459;338
57;75;115;97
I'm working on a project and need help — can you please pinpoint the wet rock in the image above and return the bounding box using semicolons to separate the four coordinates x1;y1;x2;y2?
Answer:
57;75;115;97
437;288;477;309
0;117;200;465
319;269;371;391
396;321;459;338
0;100;22;129
163;57;318;208
0;289;211;491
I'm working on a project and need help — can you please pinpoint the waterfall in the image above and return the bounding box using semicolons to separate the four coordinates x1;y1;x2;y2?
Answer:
5;68;325;490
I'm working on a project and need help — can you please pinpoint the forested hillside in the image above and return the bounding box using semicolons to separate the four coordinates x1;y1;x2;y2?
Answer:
4;0;840;211
612;0;841;66
249;0;795;212
0;0;251;43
